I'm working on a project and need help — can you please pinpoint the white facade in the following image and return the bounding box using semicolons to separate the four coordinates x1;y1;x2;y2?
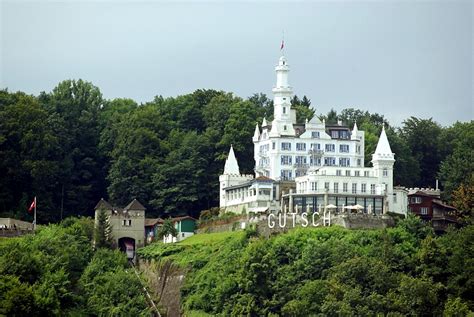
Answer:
220;54;403;215
163;232;194;243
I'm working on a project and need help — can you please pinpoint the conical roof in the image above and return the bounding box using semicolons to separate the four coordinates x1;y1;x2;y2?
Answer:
253;124;260;140
224;145;240;175
373;126;394;161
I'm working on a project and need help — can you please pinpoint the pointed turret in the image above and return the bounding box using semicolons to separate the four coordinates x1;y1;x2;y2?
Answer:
224;145;240;175
373;125;394;160
262;117;268;127
351;122;359;140
252;124;260;142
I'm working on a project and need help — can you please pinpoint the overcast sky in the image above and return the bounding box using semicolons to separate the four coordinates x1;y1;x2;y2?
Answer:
1;0;472;126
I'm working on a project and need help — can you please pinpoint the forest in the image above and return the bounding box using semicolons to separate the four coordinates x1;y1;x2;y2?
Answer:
0;217;150;316
0;79;473;222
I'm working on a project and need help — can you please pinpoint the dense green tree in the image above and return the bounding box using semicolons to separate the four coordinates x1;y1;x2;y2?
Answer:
151;131;214;216
291;95;315;123
39;79;107;218
438;121;474;199
401;117;443;187
0;90;63;221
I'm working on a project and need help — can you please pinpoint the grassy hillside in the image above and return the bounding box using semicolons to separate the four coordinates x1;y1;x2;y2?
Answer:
138;218;474;316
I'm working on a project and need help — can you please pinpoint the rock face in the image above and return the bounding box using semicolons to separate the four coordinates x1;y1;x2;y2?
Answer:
138;259;186;317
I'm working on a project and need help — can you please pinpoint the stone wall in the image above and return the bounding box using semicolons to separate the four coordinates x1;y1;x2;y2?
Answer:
331;214;395;229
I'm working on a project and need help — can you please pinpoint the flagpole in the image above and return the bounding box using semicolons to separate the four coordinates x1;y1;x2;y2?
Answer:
33;196;37;231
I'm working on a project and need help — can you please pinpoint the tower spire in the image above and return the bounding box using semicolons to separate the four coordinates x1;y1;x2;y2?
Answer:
373;125;394;160
224;145;240;175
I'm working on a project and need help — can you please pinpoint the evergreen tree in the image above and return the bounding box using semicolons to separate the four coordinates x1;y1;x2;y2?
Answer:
94;209;112;249
158;219;178;239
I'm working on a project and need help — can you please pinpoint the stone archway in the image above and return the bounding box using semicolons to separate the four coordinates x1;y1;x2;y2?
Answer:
118;237;136;260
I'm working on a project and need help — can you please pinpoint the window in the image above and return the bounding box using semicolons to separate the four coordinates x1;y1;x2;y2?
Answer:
284;125;287;131
311;143;321;150
281;170;292;180
383;168;388;177
311;182;317;191
364;171;370;177
370;184;376;194
361;184;367;193
325;182;330;190
355;171;360;177
281;142;291;150
340;144;349;153
272;142;276;150
295;156;306;165
324;157;336;166
259;144;269;154
295;170;306;177
339;158;350;167
325;144;335;152
310;157;321;166
331;131;338;138
420;207;428;215
334;183;339;193
122;219;131;227
357;159;361;166
345;170;351;176
411;197;422;204
356;145;361;153
336;170;342;176
312;131;320;138
281;155;292;165
343;183;348;193
352;183;357;194
283;107;286;114
393;193;397;203
296;143;306;151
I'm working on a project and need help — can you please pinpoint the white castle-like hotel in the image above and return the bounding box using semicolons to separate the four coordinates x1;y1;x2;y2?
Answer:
219;54;408;216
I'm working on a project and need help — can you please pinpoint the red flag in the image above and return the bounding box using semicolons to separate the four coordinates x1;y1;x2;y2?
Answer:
280;40;284;50
28;198;36;213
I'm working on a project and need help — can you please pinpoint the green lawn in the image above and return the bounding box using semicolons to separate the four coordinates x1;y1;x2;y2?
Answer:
177;230;243;246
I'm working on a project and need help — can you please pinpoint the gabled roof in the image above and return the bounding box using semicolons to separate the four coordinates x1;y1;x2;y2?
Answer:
169;216;197;223
145;218;164;226
255;175;274;182
94;198;113;210
124;199;146;211
432;199;457;211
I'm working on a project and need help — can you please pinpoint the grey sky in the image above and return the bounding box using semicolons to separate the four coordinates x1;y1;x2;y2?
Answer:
1;0;472;126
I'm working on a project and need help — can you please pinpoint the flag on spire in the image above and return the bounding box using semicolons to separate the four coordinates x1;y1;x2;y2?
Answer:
28;197;36;213
280;40;284;50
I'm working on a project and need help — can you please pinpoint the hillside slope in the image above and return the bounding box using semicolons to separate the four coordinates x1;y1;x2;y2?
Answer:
138;218;474;316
